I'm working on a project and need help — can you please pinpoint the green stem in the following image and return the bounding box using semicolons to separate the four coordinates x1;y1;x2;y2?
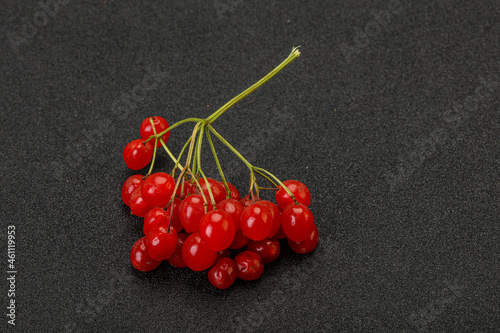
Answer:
206;47;301;123
146;117;204;144
206;124;253;171
146;118;159;176
206;130;231;198
159;138;183;172
252;167;298;204
253;168;279;187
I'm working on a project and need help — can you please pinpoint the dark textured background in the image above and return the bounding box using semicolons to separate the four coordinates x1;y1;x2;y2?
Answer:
1;0;499;332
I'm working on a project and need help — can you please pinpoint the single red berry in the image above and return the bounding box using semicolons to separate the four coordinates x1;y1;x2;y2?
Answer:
259;200;281;239
143;207;168;236
146;225;178;261
240;195;257;208
129;186;155;217
287;224;319;254
175;181;196;199
140;116;170;144
235;250;264;281
123;139;154;170
281;204;315;242
167;233;188;268
130;237;162;272
199;178;226;204
240;202;273;241
247;238;280;264
217;248;231;258
274;226;287;239
179;194;214;233
223;182;241;200
199;210;235;252
208;257;238;289
121;174;144;206
141;172;176;207
182;232;217;271
165;197;183;232
229;230;250;249
275;180;311;210
216;199;244;232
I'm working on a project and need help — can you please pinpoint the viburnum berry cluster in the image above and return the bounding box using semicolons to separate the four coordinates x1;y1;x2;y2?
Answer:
122;47;319;289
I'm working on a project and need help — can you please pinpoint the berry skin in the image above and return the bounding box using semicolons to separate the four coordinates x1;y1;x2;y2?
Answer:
240;202;273;241
240;195;257;209
235;251;264;281
130;237;162;272
274;226;287;239
199;210;235;252
199;178;226;204
140;116;170;144
176;181;196;199
216;199;244;232
281;204;315;242
143;208;168;236
275;180;311;210
146;225;178;261
141;172;176;207
129;186;155;217
217;248;231;258
179;194;214;233
259;200;281;239
223;182;241;200
121;174;144;206
123;139;154;170
229;230;250;249
167;233;188;268
287;224;319;254
247;238;280;264
182;233;218;271
165;197;183;232
208;257;238;289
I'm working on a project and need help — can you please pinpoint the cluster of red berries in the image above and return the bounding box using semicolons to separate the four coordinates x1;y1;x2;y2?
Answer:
121;117;318;289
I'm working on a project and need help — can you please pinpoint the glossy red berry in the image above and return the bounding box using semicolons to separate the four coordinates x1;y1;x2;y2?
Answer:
217;248;231;258
235;250;264;281
208;257;238;289
123;139;154;170
240;195;257;208
140;116;170;144
259;200;281;239
199;210;235;252
141;172;176;207
129;186;155;217
175;181;196;199
143;208;168;236
130;237;162;272
167;233;188;268
229;230;250;249
165;197;183;232
275;180;311;210
179;194;214;233
281;204;315;242
240;202;273;241
146;225;178;261
199;178;226;204
288;224;319;254
216;199;244;232
223;182;241;200
274;226;287;239
247;238;280;264
121;174;144;206
182;233;217;271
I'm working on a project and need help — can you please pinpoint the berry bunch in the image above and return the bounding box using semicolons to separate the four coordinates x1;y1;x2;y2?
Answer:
122;47;319;289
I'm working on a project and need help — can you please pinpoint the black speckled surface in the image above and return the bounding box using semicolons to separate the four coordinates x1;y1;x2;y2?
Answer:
1;0;499;332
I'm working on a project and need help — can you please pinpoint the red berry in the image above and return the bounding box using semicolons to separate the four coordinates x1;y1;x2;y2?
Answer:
274;226;287;239
287;224;319;254
182;233;217;271
121;174;143;206
216;199;244;232
281;204;315;242
130;237;162;272
179;194;213;233
275;180;311;210
259;200;281;239
217;248;231;258
247;238;280;264
165;197;183;232
146;225;178;261
141;172;176;207
167;233;188;268
208;257;238;289
140;116;170;144
229;230;250;249
129;186;155;217
199;210;235;252
235;250;264;281
175;181;196;199
123;139;154;170
240;195;257;208
240;202;273;241
143;208;168;236
199;178;226;204
223;182;241;200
